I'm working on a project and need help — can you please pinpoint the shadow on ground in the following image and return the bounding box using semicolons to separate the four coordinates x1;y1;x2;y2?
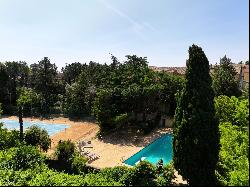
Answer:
98;127;172;147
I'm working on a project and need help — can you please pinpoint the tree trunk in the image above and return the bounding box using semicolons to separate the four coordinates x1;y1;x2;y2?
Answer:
19;106;24;141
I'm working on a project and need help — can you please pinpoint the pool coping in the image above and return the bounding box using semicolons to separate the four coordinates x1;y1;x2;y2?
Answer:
123;132;173;166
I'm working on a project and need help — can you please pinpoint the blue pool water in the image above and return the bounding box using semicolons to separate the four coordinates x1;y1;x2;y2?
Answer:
124;134;173;166
0;118;69;136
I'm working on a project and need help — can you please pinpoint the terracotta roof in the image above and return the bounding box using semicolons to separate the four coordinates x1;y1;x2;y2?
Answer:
149;66;186;75
150;64;249;76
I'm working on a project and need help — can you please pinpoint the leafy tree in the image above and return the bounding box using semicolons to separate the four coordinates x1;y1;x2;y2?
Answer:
61;62;86;85
212;55;241;97
173;44;219;185
24;125;51;152
4;61;29;106
216;122;249;186
17;87;43;116
62;82;86;117
0;63;9;110
29;57;59;113
214;95;249;127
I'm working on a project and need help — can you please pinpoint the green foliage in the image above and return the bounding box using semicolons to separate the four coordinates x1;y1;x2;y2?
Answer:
0;165;86;186
112;113;129;127
122;161;157;186
55;140;75;164
0;145;45;170
28;167;86;186
156;163;176;186
214;95;249;127
212;55;242;97
91;56;184;134
0;123;20;150
84;172;124;186
173;44;219;185
24;125;51;152
71;153;88;174
0;103;2;115
29;57;60;114
62;82;86;117
61;62;86;85
216;122;249;186
17;87;43;116
240;85;249;99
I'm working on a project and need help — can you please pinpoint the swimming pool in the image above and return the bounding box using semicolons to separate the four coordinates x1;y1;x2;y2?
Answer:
124;134;173;166
0;118;69;136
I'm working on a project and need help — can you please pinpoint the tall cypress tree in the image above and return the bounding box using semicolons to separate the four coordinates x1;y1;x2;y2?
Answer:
173;44;220;186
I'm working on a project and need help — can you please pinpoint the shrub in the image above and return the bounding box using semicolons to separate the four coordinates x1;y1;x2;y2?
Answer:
0;123;20;150
24;125;51;152
71;153;88;174
0;165;87;186
55;140;75;171
84;172;123;186
100;166;131;183
123;161;158;186
112;113;129;127
156;163;176;186
28;167;87;186
0;145;45;170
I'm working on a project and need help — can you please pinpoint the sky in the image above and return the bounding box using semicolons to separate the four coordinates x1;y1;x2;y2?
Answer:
0;0;249;70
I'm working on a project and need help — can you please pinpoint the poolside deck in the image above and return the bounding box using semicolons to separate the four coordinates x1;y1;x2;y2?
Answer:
3;115;187;185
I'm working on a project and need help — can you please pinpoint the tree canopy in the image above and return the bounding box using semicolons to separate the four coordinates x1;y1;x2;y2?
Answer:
212;55;241;97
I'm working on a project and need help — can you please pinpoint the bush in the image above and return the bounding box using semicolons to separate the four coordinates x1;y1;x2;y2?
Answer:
24;125;51;152
0;123;20;150
0;145;45;170
55;140;75;171
156;163;176;186
124;161;158;186
112;113;129;127
0;165;87;186
71;153;88;174
28;167;87;186
84;172;123;186
100;166;131;183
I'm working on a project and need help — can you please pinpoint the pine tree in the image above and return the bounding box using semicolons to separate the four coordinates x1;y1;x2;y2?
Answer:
173;44;220;186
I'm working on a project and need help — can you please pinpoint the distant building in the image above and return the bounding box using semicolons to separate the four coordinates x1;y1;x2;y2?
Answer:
149;66;186;76
237;64;249;89
150;64;249;89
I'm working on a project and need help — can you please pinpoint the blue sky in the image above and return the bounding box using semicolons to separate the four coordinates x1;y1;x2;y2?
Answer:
0;0;248;70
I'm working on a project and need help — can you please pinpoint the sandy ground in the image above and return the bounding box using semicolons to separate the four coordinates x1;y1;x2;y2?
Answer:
3;116;99;156
3;115;187;185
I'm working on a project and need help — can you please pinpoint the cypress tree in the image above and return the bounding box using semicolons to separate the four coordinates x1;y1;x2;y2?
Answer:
173;44;220;186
